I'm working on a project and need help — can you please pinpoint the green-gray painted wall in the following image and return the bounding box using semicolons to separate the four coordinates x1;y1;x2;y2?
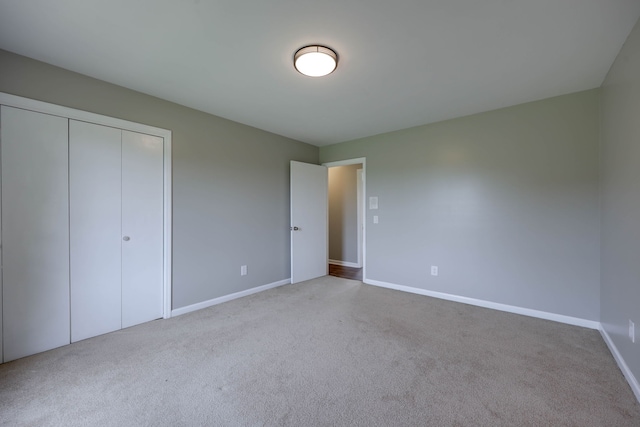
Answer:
600;17;640;388
321;89;601;321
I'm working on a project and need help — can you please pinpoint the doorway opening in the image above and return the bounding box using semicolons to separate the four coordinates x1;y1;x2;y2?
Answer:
324;158;366;281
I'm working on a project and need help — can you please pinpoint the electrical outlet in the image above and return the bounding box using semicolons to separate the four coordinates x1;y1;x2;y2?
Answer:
431;266;438;276
373;215;379;224
241;265;247;276
630;320;635;343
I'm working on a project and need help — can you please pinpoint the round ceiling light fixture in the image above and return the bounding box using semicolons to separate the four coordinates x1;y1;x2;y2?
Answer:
294;45;338;77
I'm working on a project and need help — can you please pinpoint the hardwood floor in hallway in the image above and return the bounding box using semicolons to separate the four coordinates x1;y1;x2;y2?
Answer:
328;264;363;281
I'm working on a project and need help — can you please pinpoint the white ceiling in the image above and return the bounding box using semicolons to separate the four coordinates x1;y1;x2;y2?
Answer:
1;1;639;146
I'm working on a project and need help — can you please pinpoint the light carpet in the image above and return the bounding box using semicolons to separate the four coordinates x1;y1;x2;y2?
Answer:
1;276;639;426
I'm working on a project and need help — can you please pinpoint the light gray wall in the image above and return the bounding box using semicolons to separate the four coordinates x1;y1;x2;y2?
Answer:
0;49;319;310
600;18;640;383
321;89;600;321
328;164;361;263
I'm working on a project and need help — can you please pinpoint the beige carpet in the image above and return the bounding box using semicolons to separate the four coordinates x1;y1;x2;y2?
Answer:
1;276;638;426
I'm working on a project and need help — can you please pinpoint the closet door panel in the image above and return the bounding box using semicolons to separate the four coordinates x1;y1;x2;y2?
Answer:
1;106;70;361
121;130;164;328
69;120;122;342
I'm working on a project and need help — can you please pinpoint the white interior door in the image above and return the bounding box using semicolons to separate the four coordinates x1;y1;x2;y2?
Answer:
121;130;164;328
1;106;70;362
0;93;171;361
69;120;122;342
290;161;328;284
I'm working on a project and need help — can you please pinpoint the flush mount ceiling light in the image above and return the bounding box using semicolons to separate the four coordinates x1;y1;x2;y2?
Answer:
294;45;338;77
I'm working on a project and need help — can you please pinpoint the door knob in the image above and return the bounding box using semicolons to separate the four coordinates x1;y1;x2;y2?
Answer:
123;236;131;241
291;226;300;231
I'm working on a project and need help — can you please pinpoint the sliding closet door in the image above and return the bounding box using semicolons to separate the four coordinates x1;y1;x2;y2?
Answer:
69;121;122;342
121;130;164;328
1;106;70;362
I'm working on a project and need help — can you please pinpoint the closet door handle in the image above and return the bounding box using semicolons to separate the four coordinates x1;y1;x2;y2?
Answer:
123;236;131;241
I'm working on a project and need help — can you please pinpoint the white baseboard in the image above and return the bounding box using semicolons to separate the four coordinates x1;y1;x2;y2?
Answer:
600;326;640;403
363;279;600;330
171;279;290;317
329;259;361;268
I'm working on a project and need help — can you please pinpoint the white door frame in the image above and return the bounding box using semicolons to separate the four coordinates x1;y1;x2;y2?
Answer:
323;158;366;280
356;169;364;268
0;92;173;319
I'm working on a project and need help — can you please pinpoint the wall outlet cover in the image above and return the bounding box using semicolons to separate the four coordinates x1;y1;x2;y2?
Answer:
431;266;438;276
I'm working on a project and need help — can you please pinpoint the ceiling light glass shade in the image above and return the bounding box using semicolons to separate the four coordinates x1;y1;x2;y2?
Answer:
294;45;338;77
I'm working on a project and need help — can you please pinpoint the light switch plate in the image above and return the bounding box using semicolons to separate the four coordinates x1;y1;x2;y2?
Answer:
369;196;378;210
373;215;379;224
